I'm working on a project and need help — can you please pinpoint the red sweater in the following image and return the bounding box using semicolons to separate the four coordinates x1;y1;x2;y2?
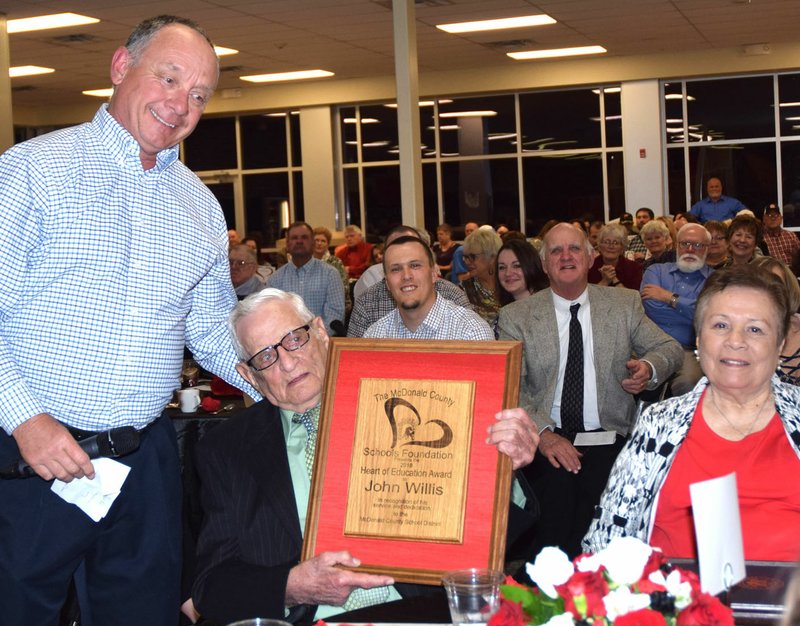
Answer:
335;241;373;279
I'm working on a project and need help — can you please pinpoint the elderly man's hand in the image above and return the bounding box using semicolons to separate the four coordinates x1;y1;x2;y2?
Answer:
640;284;672;303
12;413;94;482
285;551;394;607
488;408;539;470
621;359;653;395
538;429;582;473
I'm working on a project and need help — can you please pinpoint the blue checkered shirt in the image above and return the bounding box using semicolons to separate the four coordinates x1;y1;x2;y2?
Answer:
266;258;345;333
364;294;494;340
0;105;255;434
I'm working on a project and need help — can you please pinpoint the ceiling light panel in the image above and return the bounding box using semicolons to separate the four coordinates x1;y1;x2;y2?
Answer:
436;14;556;34
8;13;98;34
508;46;607;60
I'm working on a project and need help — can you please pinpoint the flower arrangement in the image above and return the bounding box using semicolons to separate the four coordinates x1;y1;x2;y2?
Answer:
490;537;734;626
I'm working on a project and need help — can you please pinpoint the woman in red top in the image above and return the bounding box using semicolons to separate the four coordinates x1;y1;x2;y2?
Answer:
584;266;800;561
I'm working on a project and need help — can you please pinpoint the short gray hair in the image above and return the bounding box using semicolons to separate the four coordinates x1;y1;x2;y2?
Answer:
597;223;627;246
228;288;315;361
229;243;257;263
677;223;710;242
539;223;594;262
125;15;215;66
639;220;669;238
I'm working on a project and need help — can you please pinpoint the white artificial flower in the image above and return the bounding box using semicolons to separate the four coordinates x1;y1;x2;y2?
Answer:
575;553;602;573
542;612;575;626
603;585;652;621
664;569;694;610
648;570;667;587
596;536;653;586
526;547;574;599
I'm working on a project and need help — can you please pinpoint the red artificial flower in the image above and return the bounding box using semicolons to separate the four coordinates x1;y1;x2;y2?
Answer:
676;568;702;595
636;577;667;594
676;592;734;626
615;608;668;626
641;549;669;579
488;599;528;626
556;570;609;619
502;575;529;589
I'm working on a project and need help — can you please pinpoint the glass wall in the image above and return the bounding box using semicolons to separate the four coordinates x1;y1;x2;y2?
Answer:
665;72;800;228
182;112;303;246
339;86;624;239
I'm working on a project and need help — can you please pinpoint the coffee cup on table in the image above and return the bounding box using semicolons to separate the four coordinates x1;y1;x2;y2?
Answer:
177;388;201;413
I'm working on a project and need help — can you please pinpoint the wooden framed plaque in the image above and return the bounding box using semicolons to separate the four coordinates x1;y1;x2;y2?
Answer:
301;338;522;585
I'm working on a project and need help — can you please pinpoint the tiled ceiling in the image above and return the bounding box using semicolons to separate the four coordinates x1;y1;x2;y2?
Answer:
5;0;799;110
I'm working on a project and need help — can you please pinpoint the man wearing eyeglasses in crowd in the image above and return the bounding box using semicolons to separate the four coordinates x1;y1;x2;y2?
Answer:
230;243;265;298
640;223;713;395
191;287;538;625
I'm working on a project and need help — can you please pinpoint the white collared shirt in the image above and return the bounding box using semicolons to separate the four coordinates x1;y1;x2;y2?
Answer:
549;288;601;431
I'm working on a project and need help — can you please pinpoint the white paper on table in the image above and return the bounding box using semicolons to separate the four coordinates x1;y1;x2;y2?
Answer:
689;472;746;595
50;457;131;522
573;431;617;446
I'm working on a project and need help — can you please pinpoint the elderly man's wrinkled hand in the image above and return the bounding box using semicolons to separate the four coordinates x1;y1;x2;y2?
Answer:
538;429;583;473
621;358;653;395
488;408;539;469
284;551;394;608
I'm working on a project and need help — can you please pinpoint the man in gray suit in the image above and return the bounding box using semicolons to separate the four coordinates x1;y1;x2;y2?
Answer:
498;223;682;558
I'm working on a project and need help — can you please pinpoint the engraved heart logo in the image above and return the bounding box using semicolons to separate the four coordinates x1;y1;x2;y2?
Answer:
384;397;453;449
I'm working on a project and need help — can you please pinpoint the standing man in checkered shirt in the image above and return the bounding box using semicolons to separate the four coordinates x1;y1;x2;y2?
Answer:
0;15;255;626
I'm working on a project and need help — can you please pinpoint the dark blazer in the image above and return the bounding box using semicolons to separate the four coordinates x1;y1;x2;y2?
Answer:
192;401;316;625
498;284;683;436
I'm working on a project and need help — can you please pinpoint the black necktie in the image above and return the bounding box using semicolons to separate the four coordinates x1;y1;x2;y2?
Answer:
561;303;584;434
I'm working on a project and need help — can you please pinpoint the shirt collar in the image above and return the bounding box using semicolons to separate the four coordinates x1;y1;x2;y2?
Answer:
551;286;589;313
95;104;179;173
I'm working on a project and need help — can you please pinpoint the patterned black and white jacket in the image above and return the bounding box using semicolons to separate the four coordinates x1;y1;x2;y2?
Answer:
582;375;800;554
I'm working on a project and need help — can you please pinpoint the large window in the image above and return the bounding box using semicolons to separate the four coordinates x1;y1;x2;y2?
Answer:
182;112;303;246
665;72;800;227
339;87;623;238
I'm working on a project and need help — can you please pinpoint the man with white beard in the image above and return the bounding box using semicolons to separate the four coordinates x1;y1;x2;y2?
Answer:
640;224;713;395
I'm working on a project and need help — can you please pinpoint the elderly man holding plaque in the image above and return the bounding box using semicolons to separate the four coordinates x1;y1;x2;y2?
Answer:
498;223;683;559
191;288;538;625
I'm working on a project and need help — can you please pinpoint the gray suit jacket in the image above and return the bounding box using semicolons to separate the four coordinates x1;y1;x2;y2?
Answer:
498;285;683;436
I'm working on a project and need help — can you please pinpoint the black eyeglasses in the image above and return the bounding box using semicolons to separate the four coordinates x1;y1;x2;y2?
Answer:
230;259;255;268
246;325;311;371
463;253;483;262
678;241;708;251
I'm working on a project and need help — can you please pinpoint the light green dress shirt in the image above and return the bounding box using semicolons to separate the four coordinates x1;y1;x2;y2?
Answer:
279;408;401;618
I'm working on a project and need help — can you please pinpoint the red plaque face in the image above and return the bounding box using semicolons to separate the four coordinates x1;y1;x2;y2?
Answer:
302;338;522;585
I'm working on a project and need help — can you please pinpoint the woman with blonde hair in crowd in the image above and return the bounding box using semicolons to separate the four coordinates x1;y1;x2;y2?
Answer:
461;227;503;328
656;216;678;248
